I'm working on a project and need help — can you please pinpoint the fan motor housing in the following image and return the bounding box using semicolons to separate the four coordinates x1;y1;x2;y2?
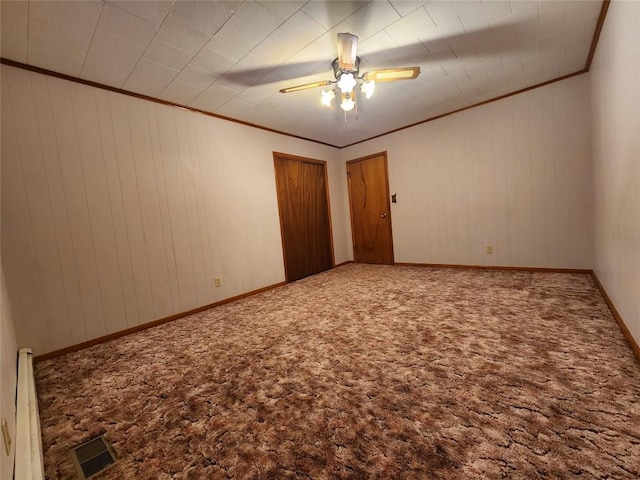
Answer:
332;57;361;80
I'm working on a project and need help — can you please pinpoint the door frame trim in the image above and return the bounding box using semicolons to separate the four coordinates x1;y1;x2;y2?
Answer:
273;152;336;282
346;151;394;264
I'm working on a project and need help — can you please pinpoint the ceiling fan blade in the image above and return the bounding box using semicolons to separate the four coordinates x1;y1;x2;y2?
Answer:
337;33;358;70
279;80;334;93
362;67;421;82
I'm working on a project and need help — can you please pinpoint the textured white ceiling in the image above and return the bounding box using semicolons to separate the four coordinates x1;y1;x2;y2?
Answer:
1;0;604;147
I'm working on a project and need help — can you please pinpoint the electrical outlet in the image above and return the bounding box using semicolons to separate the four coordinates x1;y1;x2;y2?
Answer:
486;245;494;254
2;418;11;455
214;278;222;288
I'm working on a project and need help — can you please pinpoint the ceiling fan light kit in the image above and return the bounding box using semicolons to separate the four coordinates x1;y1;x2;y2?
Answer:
279;33;420;118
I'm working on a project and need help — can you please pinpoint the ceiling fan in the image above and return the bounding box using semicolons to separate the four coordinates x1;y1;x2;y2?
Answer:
279;33;420;114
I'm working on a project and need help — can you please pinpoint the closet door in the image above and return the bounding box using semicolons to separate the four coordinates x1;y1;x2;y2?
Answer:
274;153;334;282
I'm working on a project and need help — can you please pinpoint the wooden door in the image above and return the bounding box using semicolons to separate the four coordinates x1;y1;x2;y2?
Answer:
274;153;334;282
347;152;394;264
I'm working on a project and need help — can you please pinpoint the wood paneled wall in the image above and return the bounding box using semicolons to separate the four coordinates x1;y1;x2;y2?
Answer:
0;271;18;478
1;65;345;355
0;72;18;477
341;74;593;270
590;0;640;346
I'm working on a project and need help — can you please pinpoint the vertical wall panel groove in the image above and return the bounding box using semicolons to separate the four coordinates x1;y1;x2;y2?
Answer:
201;116;225;303
189;114;216;303
186;114;212;302
72;83;130;338
50;76;109;341
30;73;78;348
2;68;52;354
146;103;181;314
42;76;89;344
90;89;129;332
95;89;140;329
123;96;160;321
126;97;174;319
159;107;198;311
175;109;208;308
9;69;64;351
109;93;155;324
67;82;110;340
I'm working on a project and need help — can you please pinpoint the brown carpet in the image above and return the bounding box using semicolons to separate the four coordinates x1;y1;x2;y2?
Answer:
35;264;640;479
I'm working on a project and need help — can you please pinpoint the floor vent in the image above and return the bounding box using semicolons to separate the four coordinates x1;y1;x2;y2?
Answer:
70;435;118;479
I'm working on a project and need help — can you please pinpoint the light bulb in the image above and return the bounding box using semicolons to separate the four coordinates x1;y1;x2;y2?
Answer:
361;80;375;99
320;89;335;107
337;73;357;93
340;92;355;111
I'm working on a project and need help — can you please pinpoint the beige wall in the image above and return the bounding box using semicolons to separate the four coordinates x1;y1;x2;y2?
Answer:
590;0;640;346
1;65;347;356
1;204;18;480
1;77;17;474
341;74;593;269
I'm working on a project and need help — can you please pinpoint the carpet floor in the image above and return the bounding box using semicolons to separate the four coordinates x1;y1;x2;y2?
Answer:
35;264;640;479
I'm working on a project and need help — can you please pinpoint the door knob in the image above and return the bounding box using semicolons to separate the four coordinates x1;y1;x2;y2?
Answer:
381;213;387;218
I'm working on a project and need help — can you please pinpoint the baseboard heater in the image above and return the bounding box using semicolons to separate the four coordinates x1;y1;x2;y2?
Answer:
15;348;45;480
